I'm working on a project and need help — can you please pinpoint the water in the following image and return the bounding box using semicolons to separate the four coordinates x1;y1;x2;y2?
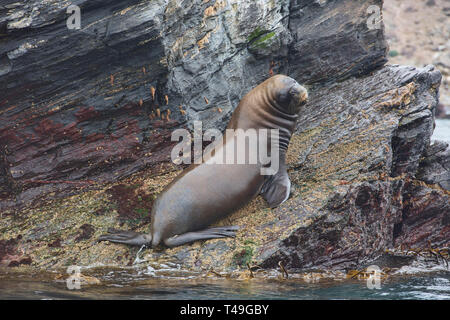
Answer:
433;119;450;142
0;268;449;300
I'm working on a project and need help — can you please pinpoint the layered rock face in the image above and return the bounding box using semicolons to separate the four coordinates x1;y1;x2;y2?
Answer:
0;0;387;207
0;0;448;270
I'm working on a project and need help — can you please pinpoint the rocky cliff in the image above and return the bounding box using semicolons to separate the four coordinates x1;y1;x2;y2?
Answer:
0;0;448;271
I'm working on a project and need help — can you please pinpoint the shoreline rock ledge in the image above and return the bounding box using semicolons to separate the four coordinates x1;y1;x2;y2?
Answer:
0;0;448;271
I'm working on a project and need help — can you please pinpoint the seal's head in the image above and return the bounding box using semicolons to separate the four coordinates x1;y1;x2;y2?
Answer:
267;75;308;115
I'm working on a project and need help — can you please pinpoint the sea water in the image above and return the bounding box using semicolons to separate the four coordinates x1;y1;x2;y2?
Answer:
0;268;448;300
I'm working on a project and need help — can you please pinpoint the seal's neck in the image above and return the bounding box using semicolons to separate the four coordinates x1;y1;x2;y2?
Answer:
253;100;298;154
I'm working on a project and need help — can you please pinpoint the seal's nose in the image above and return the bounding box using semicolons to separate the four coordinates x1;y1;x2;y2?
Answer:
289;83;308;103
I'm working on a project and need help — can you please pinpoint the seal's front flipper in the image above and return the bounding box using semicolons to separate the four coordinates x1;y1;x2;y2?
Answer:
98;228;152;246
260;168;291;208
164;226;239;247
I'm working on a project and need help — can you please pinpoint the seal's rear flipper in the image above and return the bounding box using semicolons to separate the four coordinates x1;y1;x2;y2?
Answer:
98;228;152;246
164;226;239;247
260;168;291;208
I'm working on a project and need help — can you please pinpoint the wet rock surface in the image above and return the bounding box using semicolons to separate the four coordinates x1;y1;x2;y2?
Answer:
0;0;448;271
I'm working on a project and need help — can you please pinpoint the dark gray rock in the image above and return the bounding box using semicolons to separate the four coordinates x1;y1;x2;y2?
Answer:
288;0;388;84
417;140;450;190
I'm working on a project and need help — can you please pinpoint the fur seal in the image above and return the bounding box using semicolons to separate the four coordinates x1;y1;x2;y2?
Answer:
99;75;308;248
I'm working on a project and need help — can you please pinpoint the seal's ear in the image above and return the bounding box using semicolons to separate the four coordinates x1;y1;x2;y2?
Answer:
260;168;291;208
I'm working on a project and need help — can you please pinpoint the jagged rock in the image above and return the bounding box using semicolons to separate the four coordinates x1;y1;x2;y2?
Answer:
0;0;448;271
